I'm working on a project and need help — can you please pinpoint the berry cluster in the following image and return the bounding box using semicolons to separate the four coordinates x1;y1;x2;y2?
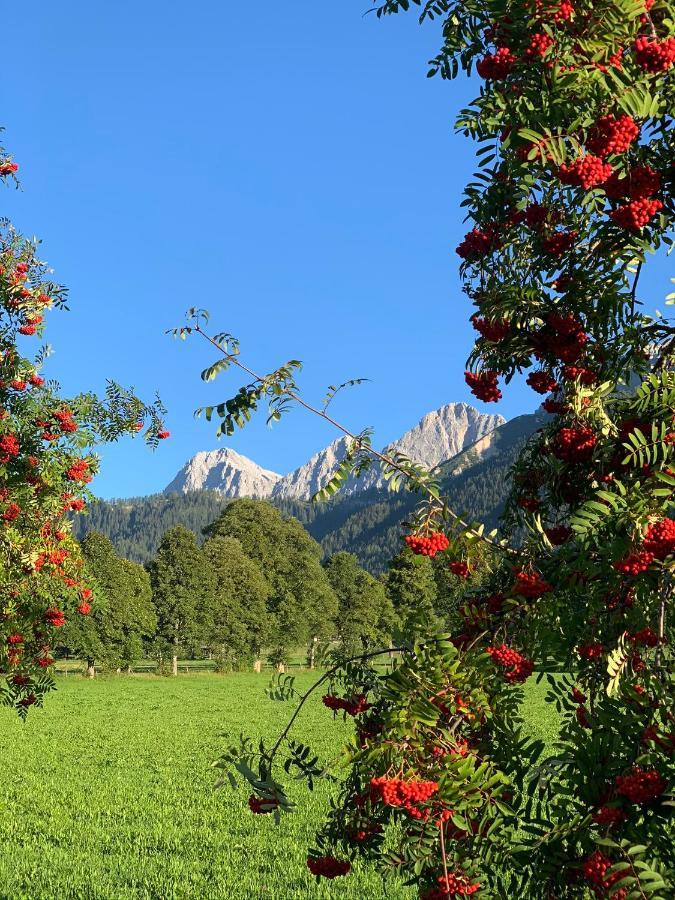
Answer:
449;560;470;578
643;518;675;558
456;226;501;260
586;114;639;157
561;365;596;384
545;525;572;545
610;197;663;231
44;608;66;628
551;426;597;463
634;36;675;72
487;644;534;682
476;47;516;79
322;693;371;716
613;549;654;575
541;229;577;256
511;570;553;598
558;155;614;189
604;165;661;200
248;794;279;814
66;459;92;484
0;161;18;177
615;766;667;803
524;32;555;59
0;433;20;464
471;316;510;342
578;642;604;660
404;531;449;557
517;495;540;512
306;856;351;879
421;871;481;899
465;370;501;402
527;371;558;394
591;805;627;826
582;851;627;897
37;408;78;442
370;776;439;807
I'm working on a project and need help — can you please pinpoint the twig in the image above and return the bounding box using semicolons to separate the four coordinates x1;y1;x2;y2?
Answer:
192;323;518;558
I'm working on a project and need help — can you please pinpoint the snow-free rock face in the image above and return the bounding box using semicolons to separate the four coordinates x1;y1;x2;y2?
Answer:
271;437;351;501
163;403;505;500
271;403;504;499
164;448;281;498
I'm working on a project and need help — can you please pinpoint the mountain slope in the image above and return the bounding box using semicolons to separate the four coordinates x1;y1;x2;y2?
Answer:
165;402;505;501
164;447;281;497
76;411;540;573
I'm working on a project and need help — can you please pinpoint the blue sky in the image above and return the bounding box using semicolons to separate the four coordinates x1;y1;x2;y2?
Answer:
2;2;669;498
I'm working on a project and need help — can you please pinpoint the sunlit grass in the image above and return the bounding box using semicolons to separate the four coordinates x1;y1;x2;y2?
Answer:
0;672;559;899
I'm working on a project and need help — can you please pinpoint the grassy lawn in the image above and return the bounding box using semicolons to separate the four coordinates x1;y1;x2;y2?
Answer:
0;673;558;899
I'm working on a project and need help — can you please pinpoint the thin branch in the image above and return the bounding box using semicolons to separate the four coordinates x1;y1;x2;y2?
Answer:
192;323;518;558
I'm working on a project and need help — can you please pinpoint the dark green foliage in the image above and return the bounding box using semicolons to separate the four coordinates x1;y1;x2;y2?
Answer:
62;532;156;669
201;535;269;665
204;500;338;661
385;549;439;637
148;525;216;661
323;551;394;654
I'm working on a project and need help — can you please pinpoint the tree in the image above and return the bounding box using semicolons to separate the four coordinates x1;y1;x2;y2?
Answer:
324;552;393;655
201;535;269;669
63;532;157;675
204;500;337;664
0;142;165;713
385;549;438;638
148;525;215;676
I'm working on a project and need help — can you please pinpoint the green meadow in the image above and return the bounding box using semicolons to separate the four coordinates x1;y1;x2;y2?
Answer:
0;673;557;900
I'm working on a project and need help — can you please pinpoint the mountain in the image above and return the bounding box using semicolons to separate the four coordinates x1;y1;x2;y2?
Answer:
165;402;505;501
164;447;281;497
75;409;542;574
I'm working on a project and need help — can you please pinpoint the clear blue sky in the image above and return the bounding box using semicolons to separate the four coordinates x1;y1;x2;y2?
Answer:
2;2;669;498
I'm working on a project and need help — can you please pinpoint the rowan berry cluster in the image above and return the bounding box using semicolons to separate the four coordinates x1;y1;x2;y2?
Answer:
524;32;555;60
421;871;481;899
404;531;449;557
615;766;667;803
322;693;371;716
586;114;639;157
643;517;675;558
44;608;66;628
613;549;654;575
370;776;439;807
36;408;78;442
604;165;661;201
592;805;626;826
511;570;553;598
610;197;663;230
541;229;577;256
526;371;558;394
0;433;20;464
465;370;501;402
456;226;501;260
633;36;675;72
561;365;596;384
582;851;627;898
449;560;470;578
558;155;614;189
578;642;604;659
471;316;510;342
66;459;92;483
476;47;516;79
248;794;279;814
0;161;18;176
551;426;597;463
306;856;351;878
544;525;572;545
487;644;534;682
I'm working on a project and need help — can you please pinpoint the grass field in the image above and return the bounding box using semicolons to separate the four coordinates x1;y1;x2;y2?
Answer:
0;673;558;900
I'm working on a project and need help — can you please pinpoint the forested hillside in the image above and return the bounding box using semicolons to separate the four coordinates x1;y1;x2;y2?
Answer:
74;413;542;572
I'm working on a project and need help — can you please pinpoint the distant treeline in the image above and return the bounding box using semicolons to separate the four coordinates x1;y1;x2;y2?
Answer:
62;499;487;675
